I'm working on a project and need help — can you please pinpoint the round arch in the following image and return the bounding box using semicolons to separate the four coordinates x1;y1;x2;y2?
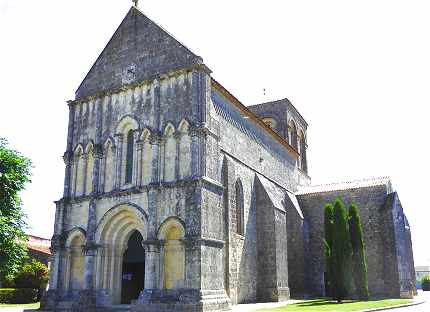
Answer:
177;119;190;133
103;137;116;149
84;141;95;154
115;115;139;134
139;128;152;142
157;217;185;290
157;217;186;240
73;144;84;156
65;227;86;247
163;122;175;136
94;203;148;304
64;228;86;293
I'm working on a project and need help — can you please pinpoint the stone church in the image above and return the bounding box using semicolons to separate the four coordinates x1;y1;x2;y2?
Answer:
41;5;416;312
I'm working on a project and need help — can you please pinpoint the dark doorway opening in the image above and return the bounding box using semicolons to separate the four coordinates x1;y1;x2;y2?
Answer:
121;230;145;304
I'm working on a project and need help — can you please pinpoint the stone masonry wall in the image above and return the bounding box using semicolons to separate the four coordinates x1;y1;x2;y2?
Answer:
389;193;416;298
297;185;399;298
285;195;306;298
248;99;307;144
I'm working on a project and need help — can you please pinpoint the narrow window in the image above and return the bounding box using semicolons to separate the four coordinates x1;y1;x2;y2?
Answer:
125;130;134;184
300;134;307;173
290;122;298;151
235;180;244;235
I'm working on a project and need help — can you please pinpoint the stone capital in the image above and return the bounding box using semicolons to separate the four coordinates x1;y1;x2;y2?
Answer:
173;131;183;140
136;141;144;150
149;133;162;145
50;234;65;253
141;239;162;252
63;151;74;165
93;144;104;158
83;241;100;256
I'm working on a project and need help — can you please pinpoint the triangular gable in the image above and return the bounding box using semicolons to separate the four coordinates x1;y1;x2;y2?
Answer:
75;6;202;100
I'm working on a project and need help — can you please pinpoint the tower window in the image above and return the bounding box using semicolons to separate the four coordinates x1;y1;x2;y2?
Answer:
289;121;298;151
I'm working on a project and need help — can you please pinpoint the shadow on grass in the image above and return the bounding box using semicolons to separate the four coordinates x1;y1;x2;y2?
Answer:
293;299;355;307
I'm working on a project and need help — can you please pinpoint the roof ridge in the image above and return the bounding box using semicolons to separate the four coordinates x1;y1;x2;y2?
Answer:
296;176;392;195
248;98;308;127
305;176;391;188
132;6;201;60
249;98;290;107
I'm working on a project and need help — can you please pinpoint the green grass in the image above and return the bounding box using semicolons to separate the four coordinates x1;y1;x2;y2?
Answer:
258;298;413;312
0;302;40;309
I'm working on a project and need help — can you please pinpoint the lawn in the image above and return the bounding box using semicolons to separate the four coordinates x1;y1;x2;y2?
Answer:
0;302;40;309
258;298;413;312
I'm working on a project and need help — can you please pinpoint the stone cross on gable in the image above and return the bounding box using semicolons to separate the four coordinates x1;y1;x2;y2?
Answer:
133;0;139;7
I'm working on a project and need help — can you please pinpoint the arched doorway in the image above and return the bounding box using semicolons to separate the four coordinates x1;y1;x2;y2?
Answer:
121;230;145;304
95;204;148;304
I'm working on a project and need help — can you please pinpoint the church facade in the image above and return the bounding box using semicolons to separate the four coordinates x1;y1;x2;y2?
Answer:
41;6;416;312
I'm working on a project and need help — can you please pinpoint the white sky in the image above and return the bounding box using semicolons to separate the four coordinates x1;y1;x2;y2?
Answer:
0;0;429;266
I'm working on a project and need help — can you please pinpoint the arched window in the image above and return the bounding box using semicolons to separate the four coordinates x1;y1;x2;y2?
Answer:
85;144;94;195
299;131;307;173
235;180;244;235
125;130;134;184
178;120;191;179
115;116;138;187
289;121;298;151
163;124;176;182
73;145;85;197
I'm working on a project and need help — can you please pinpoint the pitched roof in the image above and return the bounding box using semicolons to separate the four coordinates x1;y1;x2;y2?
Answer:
296;176;392;195
27;235;51;255
249;98;308;127
75;6;202;99
211;79;299;161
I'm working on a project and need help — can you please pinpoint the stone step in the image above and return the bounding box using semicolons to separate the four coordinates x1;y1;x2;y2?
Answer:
97;304;132;312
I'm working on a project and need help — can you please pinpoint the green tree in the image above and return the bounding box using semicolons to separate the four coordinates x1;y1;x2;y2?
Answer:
349;203;369;300
0;138;32;280
14;260;49;301
332;198;352;302
323;203;335;297
422;275;430;291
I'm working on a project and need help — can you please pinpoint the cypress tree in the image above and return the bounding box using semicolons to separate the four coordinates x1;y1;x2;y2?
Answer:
349;203;369;300
323;203;335;298
332;198;352;303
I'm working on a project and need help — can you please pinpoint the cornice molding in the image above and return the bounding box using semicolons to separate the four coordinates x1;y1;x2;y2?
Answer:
211;78;299;160
68;64;211;106
56;175;224;204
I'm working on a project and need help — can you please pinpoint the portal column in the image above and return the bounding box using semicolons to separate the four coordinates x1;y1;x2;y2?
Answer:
138;240;161;303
